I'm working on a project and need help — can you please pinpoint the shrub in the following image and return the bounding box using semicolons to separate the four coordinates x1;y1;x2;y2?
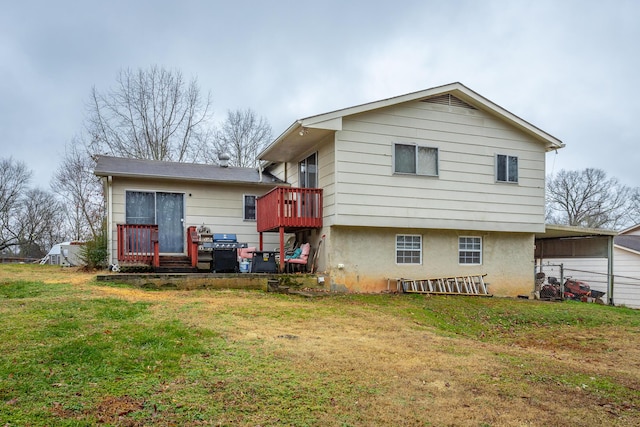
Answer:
79;226;108;269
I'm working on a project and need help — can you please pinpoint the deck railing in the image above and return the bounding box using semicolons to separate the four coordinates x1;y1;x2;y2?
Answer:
256;187;323;232
187;226;199;268
117;224;159;267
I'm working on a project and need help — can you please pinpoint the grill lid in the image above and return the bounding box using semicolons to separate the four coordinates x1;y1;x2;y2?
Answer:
213;233;237;242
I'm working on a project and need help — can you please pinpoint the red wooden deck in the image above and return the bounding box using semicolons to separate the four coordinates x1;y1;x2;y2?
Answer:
256;187;323;271
256;187;323;233
116;187;323;272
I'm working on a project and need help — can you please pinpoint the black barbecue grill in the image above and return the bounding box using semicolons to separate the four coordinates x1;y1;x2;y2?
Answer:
211;233;247;273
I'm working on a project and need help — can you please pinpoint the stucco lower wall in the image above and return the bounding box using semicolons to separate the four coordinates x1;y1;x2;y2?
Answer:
326;226;535;296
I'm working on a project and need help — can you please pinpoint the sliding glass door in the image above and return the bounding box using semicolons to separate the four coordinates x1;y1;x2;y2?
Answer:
126;191;184;253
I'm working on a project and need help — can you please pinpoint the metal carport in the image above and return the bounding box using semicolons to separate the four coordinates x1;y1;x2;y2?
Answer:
534;225;618;305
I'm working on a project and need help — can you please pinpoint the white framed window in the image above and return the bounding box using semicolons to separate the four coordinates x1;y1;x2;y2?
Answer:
496;154;518;183
299;152;318;188
394;143;438;176
396;234;422;264
243;195;257;221
459;236;482;265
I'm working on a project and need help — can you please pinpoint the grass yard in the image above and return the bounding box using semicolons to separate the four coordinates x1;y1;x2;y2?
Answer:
1;264;639;426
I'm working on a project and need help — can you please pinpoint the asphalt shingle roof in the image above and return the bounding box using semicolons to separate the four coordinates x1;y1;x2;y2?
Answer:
94;155;283;185
615;235;640;253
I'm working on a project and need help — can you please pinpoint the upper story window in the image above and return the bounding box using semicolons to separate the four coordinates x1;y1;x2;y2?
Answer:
243;195;257;221
496;154;518;183
299;152;318;188
396;234;422;264
459;236;482;265
394;143;438;176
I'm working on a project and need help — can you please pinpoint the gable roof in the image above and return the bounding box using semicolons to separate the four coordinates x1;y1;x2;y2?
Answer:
614;235;640;255
94;155;283;186
259;82;565;162
618;223;640;236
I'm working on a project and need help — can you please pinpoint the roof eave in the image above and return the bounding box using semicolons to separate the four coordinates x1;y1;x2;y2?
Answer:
258;120;303;160
537;224;618;240
94;171;281;186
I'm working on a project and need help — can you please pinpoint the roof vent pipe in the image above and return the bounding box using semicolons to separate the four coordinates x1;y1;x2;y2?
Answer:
218;153;231;168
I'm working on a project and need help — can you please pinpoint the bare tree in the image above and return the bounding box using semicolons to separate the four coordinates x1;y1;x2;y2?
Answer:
0;158;63;256
18;188;64;257
630;188;640;227
546;168;636;229
208;109;272;167
51;140;105;240
86;65;213;162
0;158;32;252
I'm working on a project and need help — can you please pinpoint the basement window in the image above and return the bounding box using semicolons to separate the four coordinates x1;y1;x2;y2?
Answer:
396;234;422;264
459;236;482;265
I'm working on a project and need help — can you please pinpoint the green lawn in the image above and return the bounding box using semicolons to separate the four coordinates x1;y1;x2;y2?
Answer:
1;265;639;426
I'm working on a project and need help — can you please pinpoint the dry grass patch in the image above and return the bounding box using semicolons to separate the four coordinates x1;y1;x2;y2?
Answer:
1;265;639;426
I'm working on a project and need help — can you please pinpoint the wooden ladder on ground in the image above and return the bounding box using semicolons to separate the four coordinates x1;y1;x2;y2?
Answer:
397;274;491;296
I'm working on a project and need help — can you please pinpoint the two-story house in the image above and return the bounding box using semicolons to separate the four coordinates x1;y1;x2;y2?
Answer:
96;82;564;296
258;82;563;295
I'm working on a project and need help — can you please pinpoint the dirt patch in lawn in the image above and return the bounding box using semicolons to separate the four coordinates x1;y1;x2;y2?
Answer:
16;265;636;426
142;292;640;426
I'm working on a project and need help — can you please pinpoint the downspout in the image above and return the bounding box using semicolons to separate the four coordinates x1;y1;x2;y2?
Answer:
107;176;113;266
258;162;263;182
607;235;614;306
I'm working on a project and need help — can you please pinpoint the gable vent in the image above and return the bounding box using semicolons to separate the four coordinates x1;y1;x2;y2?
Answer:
421;94;477;110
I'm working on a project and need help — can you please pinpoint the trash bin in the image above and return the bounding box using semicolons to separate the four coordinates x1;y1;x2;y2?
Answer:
251;251;277;273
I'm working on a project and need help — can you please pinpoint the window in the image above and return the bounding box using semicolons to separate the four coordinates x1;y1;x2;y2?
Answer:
496;154;518;183
243;195;257;221
394;144;438;176
125;191;156;224
396;234;422;264
124;191;185;253
459;236;482;265
299;152;318;188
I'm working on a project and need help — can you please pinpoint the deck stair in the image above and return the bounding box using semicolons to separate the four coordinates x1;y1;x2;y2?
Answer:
155;256;199;273
397;274;491;296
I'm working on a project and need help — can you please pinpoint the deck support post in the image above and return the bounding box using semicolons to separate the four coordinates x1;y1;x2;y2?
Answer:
279;227;285;272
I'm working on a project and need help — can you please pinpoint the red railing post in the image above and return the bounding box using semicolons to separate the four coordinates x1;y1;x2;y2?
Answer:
187;226;199;267
151;227;159;268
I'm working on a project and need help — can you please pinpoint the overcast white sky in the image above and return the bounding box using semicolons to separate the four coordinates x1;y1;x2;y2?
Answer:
1;0;638;187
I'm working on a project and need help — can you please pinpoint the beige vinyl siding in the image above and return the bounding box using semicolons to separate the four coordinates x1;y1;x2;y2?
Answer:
274;134;337;225
612;247;640;309
266;163;287;182
625;227;640;237
317;135;336;222
109;177;280;260
333;100;547;233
